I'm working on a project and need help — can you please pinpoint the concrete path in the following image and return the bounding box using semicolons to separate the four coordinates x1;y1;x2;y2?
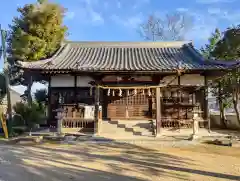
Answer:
0;142;239;181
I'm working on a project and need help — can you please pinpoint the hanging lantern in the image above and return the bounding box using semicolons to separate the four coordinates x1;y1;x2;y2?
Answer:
142;89;145;95
112;90;115;96
118;88;122;97
107;89;111;96
134;89;137;95
89;86;93;96
148;89;151;96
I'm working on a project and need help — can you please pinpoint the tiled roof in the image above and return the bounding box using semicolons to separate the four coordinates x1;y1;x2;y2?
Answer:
19;41;231;72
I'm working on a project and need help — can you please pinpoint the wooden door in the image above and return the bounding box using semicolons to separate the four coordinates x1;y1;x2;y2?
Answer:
106;89;152;120
127;90;152;119
107;94;127;119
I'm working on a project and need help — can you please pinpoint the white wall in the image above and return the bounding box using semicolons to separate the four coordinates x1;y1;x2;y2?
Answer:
50;75;93;87
180;74;204;86
210;114;240;129
162;75;178;85
76;76;94;87
51;75;74;87
162;74;204;86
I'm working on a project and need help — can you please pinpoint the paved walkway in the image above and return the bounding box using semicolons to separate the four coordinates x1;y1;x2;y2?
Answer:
0;141;239;181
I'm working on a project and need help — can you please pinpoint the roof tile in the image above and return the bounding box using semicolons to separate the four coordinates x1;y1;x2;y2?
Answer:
19;41;230;72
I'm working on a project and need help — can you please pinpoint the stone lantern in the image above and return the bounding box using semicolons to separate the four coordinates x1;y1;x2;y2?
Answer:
190;106;202;140
54;108;64;135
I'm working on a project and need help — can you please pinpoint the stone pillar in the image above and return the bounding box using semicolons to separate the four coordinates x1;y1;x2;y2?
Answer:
54;108;64;135
98;105;102;135
190;110;199;140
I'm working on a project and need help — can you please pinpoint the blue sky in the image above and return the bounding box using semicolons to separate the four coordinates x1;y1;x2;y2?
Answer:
0;0;240;93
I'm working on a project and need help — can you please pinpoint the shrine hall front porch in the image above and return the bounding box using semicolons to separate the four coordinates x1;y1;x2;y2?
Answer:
50;84;208;137
57;118;211;139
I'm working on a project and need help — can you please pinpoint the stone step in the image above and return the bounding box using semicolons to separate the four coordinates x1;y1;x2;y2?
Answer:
101;128;153;136
102;123;152;132
102;122;152;132
101;120;154;137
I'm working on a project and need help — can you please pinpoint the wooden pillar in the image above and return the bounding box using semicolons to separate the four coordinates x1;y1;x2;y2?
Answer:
204;75;210;131
98;88;103;134
177;75;180;120
94;81;100;135
156;87;161;136
74;75;77;104
47;76;52;127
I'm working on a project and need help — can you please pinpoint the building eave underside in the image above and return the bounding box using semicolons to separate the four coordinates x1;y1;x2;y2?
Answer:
22;68;227;76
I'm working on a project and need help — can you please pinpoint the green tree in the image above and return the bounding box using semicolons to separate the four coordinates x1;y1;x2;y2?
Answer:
200;28;222;59
7;0;67;104
13;101;46;129
0;72;6;103
34;88;47;109
211;25;240;60
208;25;240;125
200;28;230;127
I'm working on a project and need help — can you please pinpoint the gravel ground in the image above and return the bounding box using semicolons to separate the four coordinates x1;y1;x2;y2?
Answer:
0;141;239;181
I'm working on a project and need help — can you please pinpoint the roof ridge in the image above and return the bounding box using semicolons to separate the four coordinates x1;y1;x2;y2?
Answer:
183;43;205;63
64;40;192;48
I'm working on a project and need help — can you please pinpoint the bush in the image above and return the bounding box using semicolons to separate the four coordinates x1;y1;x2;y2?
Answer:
13;102;46;129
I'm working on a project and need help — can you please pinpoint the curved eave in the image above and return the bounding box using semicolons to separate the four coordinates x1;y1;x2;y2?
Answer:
17;43;68;69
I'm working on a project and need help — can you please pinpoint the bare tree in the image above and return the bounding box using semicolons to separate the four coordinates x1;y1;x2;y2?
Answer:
139;12;193;41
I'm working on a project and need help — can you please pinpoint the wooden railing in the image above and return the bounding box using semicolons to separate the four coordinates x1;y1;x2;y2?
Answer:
62;118;94;128
161;118;193;128
61;118;95;133
160;117;206;129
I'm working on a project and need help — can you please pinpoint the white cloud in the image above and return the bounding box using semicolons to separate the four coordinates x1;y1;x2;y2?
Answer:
176;8;189;12
117;0;121;9
196;0;235;4
175;5;239;43
221;11;240;25
184;11;219;42
65;11;75;20
81;0;99;6
133;0;150;9
207;8;221;15
74;0;105;25
111;13;144;28
89;10;104;24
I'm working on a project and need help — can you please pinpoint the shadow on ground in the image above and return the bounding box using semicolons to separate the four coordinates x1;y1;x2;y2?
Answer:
0;139;240;181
